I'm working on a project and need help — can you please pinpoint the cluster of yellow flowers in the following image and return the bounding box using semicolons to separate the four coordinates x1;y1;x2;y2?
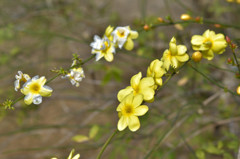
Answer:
14;71;53;105
90;25;138;62
116;37;189;132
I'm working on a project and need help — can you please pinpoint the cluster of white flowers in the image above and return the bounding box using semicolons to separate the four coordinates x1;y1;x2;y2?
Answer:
90;25;138;62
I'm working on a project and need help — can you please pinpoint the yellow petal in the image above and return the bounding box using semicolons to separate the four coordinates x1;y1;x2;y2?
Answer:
104;52;114;62
118;116;128;131
132;94;143;108
203;29;211;38
191;35;205;46
213;33;225;41
38;76;47;86
134;105;149;116
202;50;214;60
177;45;187;55
212;41;227;54
140;88;155;101
124;93;134;105
171;57;179;68
155;78;163;86
130;72;142;89
117;86;133;102
39;85;52;97
128;116;140;132
139;77;154;88
176;54;189;62
124;38;134;51
130;30;138;39
24;93;34;105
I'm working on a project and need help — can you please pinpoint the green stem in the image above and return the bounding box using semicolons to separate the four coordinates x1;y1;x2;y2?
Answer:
189;64;238;96
96;129;118;159
231;48;240;74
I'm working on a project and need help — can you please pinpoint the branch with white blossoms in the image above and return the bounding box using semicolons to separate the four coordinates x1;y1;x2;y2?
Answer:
90;25;138;62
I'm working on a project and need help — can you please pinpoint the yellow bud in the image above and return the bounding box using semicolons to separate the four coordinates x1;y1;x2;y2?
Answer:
180;14;191;21
236;86;240;95
192;51;203;62
157;17;164;23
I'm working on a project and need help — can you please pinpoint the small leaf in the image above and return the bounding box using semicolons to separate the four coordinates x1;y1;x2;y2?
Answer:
196;150;205;159
89;125;99;139
72;135;89;143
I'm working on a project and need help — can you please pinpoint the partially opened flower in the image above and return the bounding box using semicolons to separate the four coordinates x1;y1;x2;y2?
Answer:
111;26;138;50
21;76;53;105
90;35;116;62
117;72;155;102
191;30;227;60
161;37;189;70
51;149;80;159
147;59;166;88
62;67;85;87
104;25;114;41
14;71;31;91
117;93;148;132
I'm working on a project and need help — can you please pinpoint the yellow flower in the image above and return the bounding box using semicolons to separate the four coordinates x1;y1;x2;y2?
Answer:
147;59;166;88
90;36;116;62
117;72;155;102
51;149;80;159
161;37;189;70
21;76;53;105
191;30;227;60
14;71;31;91
180;14;191;21
111;26;138;50
117;93;148;132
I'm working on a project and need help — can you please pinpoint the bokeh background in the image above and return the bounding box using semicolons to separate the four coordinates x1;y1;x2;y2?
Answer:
0;0;240;158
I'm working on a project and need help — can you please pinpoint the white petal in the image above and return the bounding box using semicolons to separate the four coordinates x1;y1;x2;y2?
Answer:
33;95;42;105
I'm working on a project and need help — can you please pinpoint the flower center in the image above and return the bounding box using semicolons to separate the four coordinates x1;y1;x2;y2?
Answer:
117;29;125;38
123;105;134;115
30;83;41;94
203;39;213;47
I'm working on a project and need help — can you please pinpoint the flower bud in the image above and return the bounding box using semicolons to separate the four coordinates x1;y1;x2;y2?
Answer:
236;86;240;95
192;51;202;62
157;17;164;23
143;24;150;31
180;14;191;21
226;36;231;44
214;24;221;28
195;16;201;22
227;58;232;64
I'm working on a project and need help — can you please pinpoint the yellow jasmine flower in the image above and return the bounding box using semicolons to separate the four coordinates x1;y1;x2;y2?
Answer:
191;30;227;60
147;59;166;88
161;37;189;70
117;93;149;132
90;35;116;62
21;76;53;105
117;72;155;102
14;71;31;91
51;149;80;159
111;26;138;50
62;67;85;87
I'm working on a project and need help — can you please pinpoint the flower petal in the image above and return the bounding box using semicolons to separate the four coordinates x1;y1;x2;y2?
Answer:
191;35;205;46
104;52;114;62
177;45;187;55
202;50;214;60
132;94;143;108
24;93;34;105
212;41;227;54
39;85;53;97
117;86;133;102
140;87;155;101
176;54;189;62
33;95;42;105
118;116;128;131
128;116;140;132
130;72;142;89
124;38;134;51
171;57;179;68
134;105;149;116
130;30;138;39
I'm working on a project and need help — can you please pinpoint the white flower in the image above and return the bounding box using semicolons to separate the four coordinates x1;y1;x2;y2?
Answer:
62;67;85;87
90;35;116;62
21;76;53;105
112;26;130;49
111;26;138;50
14;71;31;91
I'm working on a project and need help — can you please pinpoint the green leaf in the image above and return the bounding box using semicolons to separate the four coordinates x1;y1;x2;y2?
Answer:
72;135;89;143
196;150;205;159
89;125;99;139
